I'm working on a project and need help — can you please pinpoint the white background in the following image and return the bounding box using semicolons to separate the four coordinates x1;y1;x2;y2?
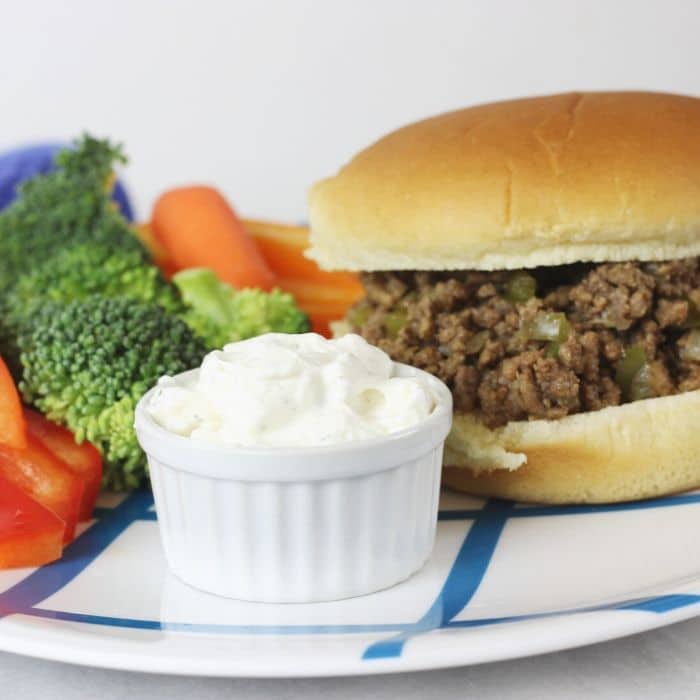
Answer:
1;0;699;223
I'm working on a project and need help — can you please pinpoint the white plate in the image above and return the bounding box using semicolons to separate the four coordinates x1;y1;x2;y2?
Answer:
1;488;699;677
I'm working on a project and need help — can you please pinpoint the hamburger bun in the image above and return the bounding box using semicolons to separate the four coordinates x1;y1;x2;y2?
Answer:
308;91;700;271
312;91;700;504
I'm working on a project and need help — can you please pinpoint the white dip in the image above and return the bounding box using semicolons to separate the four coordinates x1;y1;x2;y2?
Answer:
147;333;436;447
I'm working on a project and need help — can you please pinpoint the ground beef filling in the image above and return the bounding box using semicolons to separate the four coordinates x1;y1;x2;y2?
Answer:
347;260;700;428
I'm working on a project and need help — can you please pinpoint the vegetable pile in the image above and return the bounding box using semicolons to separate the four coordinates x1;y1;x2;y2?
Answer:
0;135;315;492
0;134;364;569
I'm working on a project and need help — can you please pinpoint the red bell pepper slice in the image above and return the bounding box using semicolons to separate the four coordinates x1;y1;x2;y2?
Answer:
24;409;103;521
0;435;84;543
0;473;64;569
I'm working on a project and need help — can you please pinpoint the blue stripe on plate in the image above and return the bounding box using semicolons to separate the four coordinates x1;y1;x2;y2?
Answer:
445;593;700;628
363;499;514;659
617;594;700;613
91;507;158;522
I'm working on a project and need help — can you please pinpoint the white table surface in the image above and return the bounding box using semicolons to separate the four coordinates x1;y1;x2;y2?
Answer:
3;616;700;699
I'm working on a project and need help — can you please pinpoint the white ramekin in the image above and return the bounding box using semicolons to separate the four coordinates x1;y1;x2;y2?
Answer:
134;363;452;603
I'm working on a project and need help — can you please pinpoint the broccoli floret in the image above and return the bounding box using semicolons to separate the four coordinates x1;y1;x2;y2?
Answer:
19;297;207;490
0;134;146;295
0;242;183;377
173;268;310;349
11;241;182;315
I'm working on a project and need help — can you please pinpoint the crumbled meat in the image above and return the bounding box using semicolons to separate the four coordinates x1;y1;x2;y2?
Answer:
583;375;621;411
477;352;580;426
598;330;624;363
655;299;688;328
453;365;480;412
647;360;675;397
644;259;698;297
568;263;654;331
349;258;700;427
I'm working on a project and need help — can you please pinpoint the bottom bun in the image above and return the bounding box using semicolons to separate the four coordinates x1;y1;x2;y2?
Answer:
442;389;700;504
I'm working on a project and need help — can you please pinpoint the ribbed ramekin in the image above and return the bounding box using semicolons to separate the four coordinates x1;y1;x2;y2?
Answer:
134;364;452;603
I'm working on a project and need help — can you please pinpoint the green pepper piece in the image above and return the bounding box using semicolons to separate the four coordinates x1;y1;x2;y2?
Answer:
504;272;537;303
524;312;570;343
545;341;560;358
615;344;648;401
347;302;370;328
385;308;408;338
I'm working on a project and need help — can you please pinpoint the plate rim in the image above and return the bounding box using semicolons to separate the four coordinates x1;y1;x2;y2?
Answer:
0;596;699;677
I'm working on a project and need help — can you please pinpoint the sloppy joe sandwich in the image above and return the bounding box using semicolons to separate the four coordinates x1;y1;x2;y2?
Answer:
308;91;700;503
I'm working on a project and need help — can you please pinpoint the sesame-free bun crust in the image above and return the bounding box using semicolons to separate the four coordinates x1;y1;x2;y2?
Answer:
308;91;700;271
441;390;700;503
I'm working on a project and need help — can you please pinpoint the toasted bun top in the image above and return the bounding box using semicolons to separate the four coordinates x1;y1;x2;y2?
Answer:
308;92;700;271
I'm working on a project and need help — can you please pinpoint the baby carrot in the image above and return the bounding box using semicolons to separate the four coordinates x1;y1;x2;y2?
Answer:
151;187;276;290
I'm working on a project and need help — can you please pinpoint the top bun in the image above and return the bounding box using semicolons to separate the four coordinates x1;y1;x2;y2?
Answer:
308;92;700;271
